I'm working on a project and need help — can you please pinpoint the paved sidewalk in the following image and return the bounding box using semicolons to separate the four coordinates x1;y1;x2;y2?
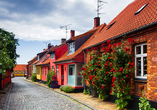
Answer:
24;78;117;110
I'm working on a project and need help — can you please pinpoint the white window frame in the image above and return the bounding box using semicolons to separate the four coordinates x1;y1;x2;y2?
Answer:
135;43;147;79
68;42;75;55
51;54;54;59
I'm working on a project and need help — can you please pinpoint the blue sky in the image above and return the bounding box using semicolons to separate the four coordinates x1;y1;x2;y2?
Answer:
0;0;134;64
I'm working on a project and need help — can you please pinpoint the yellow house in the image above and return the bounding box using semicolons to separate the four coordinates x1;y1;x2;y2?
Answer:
36;66;42;80
12;65;27;77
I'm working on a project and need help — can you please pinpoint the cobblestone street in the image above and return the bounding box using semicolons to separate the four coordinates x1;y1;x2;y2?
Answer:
3;77;91;110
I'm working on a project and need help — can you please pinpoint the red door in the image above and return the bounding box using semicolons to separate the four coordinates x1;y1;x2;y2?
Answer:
61;65;64;85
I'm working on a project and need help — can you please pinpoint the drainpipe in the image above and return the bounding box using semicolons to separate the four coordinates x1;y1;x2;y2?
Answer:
83;50;86;90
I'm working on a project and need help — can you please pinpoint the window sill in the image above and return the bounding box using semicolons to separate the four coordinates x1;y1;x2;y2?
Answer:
134;78;147;82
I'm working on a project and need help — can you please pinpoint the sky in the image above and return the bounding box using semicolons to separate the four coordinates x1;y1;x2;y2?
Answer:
0;0;134;64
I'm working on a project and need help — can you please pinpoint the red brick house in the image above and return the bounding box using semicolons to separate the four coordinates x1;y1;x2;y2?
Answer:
83;0;157;109
54;21;106;89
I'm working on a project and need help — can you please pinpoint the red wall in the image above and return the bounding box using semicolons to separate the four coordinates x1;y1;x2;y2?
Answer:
1;70;11;89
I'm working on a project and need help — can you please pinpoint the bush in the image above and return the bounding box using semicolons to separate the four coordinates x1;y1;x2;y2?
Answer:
60;85;74;93
31;73;36;82
60;85;65;91
46;70;55;87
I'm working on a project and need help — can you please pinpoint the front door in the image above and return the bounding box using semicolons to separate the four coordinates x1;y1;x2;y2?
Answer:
61;65;64;85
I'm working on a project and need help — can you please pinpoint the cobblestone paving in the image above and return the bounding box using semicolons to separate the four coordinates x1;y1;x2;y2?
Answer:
3;77;91;110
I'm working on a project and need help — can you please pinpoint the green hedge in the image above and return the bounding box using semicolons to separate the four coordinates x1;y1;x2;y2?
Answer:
60;85;74;93
31;73;36;82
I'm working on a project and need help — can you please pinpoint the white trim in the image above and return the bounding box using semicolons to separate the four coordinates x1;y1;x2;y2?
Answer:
135;43;147;78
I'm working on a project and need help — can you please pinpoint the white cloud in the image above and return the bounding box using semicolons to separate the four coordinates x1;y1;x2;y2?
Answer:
0;0;134;42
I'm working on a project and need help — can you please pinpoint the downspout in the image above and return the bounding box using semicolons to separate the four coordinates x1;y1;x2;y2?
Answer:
83;50;86;89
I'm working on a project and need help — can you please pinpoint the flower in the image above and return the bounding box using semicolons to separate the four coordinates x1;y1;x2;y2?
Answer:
106;71;109;75
121;78;123;81
101;43;106;47
95;69;97;71
101;85;105;89
97;77;99;80
119;67;123;73
118;42;122;46
112;84;115;87
86;49;89;52
107;40;111;44
110;91;112;94
126;75;129;78
119;89;123;91
78;73;80;75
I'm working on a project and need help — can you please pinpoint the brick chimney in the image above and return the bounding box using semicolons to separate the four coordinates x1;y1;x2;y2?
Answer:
94;17;100;28
48;43;51;49
61;38;66;44
70;30;75;39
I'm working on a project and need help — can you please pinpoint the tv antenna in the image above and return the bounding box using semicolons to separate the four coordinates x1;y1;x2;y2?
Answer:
97;0;107;17
60;24;72;40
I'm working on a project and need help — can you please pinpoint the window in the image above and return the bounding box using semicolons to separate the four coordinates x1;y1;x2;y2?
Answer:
51;54;54;59
56;66;59;76
135;43;147;78
37;55;40;60
43;67;44;75
68;42;75;54
52;66;55;71
21;71;23;74
69;65;75;75
45;67;47;76
135;4;148;15
17;71;19;74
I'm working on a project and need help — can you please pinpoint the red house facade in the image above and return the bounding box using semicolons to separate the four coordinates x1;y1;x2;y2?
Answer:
54;22;105;89
83;0;157;109
48;41;67;84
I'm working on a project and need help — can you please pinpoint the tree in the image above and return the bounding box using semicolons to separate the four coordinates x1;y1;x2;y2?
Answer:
0;28;19;75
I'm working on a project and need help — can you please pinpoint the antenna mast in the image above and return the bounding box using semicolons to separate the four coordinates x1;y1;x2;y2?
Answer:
97;0;107;17
60;24;72;40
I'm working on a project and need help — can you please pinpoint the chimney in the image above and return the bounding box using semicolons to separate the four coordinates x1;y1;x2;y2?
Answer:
70;30;75;39
61;38;66;44
94;17;100;28
48;43;51;49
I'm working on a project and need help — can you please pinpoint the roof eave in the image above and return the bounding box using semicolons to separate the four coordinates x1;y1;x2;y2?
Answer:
83;21;157;50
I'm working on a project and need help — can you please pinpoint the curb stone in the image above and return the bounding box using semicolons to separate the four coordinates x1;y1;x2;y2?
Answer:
23;78;96;110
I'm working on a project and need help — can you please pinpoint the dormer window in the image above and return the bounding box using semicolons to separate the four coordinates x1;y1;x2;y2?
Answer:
37;55;40;60
68;42;75;55
51;54;54;59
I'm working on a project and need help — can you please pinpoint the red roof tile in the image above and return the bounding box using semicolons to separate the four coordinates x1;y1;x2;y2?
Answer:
13;65;27;71
84;0;157;49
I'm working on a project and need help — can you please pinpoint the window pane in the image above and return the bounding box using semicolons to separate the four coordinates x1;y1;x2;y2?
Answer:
69;65;75;75
136;57;141;76
143;57;147;77
143;45;147;53
56;66;58;76
136;46;141;54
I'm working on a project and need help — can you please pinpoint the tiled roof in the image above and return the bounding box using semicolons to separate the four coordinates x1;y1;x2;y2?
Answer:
83;0;157;49
28;56;37;64
13;65;27;71
54;24;106;63
36;54;50;65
